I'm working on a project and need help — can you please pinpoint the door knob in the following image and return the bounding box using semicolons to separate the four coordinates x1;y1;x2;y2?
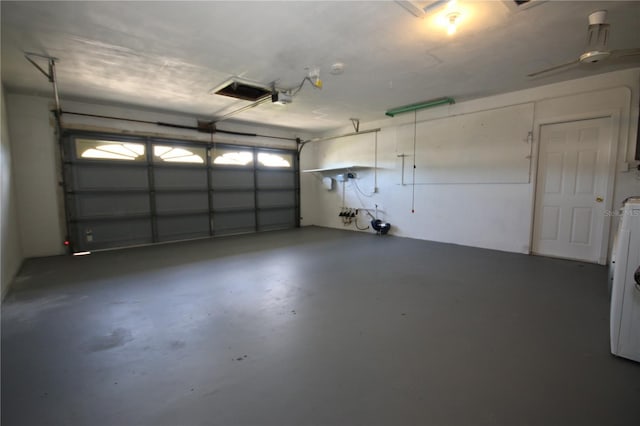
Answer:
596;197;604;203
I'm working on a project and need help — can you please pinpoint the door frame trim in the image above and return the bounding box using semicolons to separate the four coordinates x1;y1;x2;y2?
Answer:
529;110;621;264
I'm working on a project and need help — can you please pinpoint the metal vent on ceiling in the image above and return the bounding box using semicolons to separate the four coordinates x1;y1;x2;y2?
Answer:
211;78;272;102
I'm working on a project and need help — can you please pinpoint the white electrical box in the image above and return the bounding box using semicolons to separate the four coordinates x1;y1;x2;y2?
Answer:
322;177;334;190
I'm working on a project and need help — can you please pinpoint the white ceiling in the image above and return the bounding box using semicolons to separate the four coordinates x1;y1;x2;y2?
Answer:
2;1;640;133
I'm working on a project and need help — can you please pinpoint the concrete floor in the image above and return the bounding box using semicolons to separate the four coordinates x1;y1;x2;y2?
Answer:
2;226;639;426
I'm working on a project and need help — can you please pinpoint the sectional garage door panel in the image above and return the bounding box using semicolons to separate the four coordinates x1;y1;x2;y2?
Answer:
72;165;149;190
256;170;295;189
156;192;209;214
73;193;150;219
155;167;208;190
212;191;255;211
73;219;153;251
254;163;296;232
213;212;256;235
210;169;254;190
63;134;298;252
257;190;295;208
210;167;256;214
67;162;153;251
157;214;210;241
258;209;296;231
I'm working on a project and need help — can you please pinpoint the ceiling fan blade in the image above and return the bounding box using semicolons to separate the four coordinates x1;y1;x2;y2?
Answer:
527;59;581;78
610;48;640;59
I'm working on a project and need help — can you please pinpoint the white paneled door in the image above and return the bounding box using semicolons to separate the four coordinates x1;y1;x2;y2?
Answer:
532;117;614;264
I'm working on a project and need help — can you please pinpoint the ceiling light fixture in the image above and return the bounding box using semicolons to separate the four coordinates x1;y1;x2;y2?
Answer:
307;67;323;89
395;1;464;35
439;0;463;35
446;11;460;35
385;97;455;117
330;62;345;75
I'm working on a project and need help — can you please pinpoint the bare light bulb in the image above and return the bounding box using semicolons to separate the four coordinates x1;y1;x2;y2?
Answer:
307;66;323;89
447;12;459;35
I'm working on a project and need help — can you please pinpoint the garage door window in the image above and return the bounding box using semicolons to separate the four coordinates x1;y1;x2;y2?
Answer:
153;145;205;164
212;149;253;166
76;139;146;161
258;152;292;168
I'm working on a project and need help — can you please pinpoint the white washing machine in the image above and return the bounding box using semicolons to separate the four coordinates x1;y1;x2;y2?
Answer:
610;197;640;363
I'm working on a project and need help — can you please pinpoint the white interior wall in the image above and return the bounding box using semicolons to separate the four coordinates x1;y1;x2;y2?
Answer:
4;92;305;258
301;68;640;257
6;92;65;258
1;85;24;299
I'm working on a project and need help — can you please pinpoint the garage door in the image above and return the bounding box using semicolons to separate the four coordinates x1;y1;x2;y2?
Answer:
63;132;298;252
